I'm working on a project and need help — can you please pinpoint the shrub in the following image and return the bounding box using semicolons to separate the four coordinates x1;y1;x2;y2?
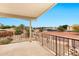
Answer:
15;28;23;35
0;37;13;45
25;28;29;37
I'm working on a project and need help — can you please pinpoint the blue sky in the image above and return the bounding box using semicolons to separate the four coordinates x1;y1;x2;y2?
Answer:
0;3;79;27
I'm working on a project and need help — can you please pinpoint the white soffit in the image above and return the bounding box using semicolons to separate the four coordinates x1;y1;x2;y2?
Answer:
0;3;55;19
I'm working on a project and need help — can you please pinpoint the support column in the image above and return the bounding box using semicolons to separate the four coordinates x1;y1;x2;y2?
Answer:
29;20;32;42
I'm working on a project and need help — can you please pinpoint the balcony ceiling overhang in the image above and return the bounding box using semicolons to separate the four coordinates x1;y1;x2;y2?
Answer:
0;3;56;20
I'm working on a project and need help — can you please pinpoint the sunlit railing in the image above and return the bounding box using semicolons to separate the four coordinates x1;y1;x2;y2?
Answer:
34;32;79;56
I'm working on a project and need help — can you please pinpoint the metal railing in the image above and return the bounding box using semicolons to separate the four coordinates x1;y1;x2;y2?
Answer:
34;32;79;56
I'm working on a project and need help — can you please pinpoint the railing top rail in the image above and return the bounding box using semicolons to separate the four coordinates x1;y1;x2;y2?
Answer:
42;32;79;41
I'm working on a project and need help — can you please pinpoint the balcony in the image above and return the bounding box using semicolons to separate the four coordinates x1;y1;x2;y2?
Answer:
0;31;79;56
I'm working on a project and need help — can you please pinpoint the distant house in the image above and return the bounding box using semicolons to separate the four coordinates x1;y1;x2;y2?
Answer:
67;26;73;31
43;27;58;31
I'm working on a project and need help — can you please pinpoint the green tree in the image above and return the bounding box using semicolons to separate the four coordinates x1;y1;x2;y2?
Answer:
62;25;68;29
15;27;23;35
18;24;25;30
5;25;11;28
0;25;11;29
11;25;16;28
57;26;65;31
14;24;25;35
57;25;68;31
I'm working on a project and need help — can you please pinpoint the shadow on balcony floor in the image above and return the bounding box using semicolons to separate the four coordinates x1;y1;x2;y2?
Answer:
0;41;53;56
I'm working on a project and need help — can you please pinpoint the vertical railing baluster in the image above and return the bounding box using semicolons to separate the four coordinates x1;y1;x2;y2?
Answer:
55;36;57;56
68;39;69;56
42;33;43;46
48;35;49;49
48;35;50;49
72;39;75;56
50;36;52;50
51;36;53;50
59;37;60;56
46;35;48;47
63;37;65;56
53;35;54;52
46;35;47;47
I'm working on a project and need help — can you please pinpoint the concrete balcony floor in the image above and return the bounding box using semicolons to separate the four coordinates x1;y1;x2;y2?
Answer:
0;41;53;56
